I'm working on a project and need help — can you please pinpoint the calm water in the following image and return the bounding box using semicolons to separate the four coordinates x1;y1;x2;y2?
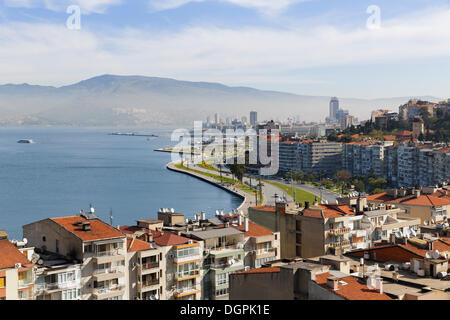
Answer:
0;127;242;239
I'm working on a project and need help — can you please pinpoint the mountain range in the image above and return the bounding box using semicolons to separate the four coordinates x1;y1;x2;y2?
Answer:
0;75;442;127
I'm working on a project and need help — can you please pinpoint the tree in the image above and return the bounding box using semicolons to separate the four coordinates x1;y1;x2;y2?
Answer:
354;180;365;193
228;164;245;183
334;170;351;194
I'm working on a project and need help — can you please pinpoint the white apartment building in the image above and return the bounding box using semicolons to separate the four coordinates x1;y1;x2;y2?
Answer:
23;210;128;300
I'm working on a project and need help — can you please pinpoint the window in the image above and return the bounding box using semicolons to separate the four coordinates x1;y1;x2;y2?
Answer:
62;288;80;300
215;273;228;286
215;288;228;297
0;277;5;288
84;244;93;253
56;239;59;253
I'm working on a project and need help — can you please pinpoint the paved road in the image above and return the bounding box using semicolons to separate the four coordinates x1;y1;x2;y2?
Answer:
267;179;339;204
186;161;293;207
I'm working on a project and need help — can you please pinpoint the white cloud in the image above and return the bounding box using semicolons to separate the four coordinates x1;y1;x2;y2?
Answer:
1;7;450;93
3;0;122;13
148;0;305;14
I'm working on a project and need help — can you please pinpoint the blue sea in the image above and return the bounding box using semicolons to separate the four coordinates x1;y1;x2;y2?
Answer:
0;127;242;240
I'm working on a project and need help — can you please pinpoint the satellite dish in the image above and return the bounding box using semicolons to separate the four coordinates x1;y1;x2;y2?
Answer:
171;208;175;213
433;250;440;259
395;231;402;238
410;229;417;237
325;200;329;204
443;253;448;260
425;252;432;259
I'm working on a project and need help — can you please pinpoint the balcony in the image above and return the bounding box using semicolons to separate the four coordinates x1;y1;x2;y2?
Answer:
254;248;276;259
329;240;351;248
93;267;125;282
36;281;79;293
174;269;200;281
173;254;202;265
328;227;351;235
93;249;125;264
18;279;33;289
138;279;160;292
174;285;201;299
92;285;125;300
211;260;244;271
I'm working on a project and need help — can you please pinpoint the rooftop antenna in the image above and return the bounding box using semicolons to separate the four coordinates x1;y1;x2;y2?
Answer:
110;208;113;226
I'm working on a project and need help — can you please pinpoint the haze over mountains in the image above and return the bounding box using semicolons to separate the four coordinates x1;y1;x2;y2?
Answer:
0;75;441;127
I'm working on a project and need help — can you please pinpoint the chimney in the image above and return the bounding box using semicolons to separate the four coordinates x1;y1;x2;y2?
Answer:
327;277;339;291
238;215;243;226
414;189;421;198
244;217;249;232
428;241;434;251
225;222;230;228
376;279;383;295
201;211;206;221
116;225;120;230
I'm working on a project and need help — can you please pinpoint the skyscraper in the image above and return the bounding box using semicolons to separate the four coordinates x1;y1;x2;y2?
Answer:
329;97;339;122
214;113;220;124
250;111;258;126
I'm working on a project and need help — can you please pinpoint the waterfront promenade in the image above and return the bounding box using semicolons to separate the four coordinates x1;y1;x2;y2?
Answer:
167;161;258;213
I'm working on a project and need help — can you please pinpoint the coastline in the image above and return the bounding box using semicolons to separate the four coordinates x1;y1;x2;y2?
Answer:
166;161;255;213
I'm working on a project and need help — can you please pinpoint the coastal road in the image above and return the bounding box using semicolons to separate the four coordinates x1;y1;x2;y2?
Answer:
266;179;339;204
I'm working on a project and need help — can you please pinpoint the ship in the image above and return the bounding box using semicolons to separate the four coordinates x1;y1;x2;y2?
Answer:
17;139;34;144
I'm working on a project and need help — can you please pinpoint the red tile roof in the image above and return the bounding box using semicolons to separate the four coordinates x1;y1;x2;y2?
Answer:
50;216;124;241
313;272;392;300
150;230;192;247
250;206;276;213
234;267;280;275
347;241;450;262
127;238;153;252
367;192;450;207
303;204;355;219
119;225;151;235
231;221;273;237
0;239;33;269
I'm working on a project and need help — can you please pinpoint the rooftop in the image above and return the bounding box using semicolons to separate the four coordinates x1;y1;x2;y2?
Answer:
234;267;280;275
126;238;154;252
231;221;273;238
188;227;243;240
50;216;125;242
313;272;392;300
0;239;33;269
367;192;450;207
150;230;192;247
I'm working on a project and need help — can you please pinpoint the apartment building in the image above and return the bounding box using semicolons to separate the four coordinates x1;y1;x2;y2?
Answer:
229;256;391;300
300;140;343;175
34;252;82;300
183;227;245;300
0;232;35;300
279;140;301;173
120;220;201;300
342;141;394;178
367;187;450;225
229;217;281;269
23;210;128;300
126;237;164;300
399;99;436;121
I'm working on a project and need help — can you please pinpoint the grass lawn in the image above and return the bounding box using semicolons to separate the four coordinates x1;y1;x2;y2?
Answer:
175;163;263;204
265;181;319;203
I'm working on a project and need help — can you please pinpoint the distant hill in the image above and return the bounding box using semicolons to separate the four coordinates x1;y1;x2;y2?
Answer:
0;74;442;127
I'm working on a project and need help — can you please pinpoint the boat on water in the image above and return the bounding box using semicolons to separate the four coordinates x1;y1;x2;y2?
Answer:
17;139;34;144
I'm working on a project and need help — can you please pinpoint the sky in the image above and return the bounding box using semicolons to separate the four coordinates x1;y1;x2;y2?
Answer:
0;0;450;99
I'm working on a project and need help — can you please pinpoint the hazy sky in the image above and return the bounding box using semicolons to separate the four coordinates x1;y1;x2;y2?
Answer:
1;0;450;99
